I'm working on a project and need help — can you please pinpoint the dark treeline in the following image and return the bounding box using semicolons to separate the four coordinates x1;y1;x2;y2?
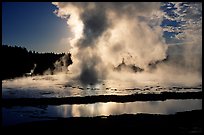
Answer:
2;45;72;80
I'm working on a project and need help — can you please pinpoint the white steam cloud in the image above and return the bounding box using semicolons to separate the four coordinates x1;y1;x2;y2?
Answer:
2;2;202;99
51;2;202;86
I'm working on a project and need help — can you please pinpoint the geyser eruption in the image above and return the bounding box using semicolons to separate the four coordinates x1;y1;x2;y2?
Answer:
53;2;167;85
52;2;201;86
2;2;202;100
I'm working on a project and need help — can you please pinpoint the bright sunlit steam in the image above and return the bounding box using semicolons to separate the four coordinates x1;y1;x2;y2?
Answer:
52;2;201;86
2;2;202;92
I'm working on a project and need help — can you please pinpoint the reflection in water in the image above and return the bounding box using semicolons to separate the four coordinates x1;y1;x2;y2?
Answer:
66;99;202;117
2;99;202;126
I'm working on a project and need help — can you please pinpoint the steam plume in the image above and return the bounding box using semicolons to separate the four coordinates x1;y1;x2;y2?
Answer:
52;2;202;86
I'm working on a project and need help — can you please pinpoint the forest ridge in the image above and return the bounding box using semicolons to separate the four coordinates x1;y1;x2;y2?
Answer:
2;45;72;80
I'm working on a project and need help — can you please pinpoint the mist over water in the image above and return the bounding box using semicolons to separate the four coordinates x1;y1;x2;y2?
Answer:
2;3;202;95
2;3;202;131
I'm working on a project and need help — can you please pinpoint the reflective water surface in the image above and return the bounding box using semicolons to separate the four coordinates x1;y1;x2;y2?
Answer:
2;75;202;126
3;99;202;126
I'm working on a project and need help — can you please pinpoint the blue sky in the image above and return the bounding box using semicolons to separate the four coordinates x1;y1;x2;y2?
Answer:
2;2;202;52
2;2;68;52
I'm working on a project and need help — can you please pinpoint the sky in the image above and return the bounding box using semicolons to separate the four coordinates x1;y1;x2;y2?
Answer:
2;2;69;53
2;2;202;53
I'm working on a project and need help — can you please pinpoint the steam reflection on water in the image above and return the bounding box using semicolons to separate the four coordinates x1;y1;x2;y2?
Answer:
3;99;202;126
57;99;202;117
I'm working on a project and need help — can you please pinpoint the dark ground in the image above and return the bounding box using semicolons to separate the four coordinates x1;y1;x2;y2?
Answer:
2;91;202;107
2;110;202;134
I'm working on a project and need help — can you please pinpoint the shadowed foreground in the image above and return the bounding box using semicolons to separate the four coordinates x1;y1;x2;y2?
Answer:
2;110;202;134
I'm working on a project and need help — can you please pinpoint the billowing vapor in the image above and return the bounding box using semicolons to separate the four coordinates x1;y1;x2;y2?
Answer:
52;2;201;86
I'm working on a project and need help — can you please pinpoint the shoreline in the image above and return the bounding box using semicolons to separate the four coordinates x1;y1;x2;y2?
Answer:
2;91;202;106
